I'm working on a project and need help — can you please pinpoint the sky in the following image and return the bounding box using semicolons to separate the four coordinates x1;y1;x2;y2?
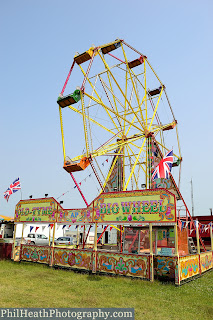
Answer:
0;0;212;218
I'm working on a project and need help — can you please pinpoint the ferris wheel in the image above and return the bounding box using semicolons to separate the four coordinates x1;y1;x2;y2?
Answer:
57;39;182;198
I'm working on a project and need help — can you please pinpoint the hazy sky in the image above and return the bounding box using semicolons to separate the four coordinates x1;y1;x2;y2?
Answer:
0;0;212;218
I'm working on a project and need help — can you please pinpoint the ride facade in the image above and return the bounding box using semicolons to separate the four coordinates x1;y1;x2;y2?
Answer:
12;40;213;285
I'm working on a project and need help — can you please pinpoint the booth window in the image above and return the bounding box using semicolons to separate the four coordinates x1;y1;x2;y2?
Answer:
154;227;175;256
123;227;150;254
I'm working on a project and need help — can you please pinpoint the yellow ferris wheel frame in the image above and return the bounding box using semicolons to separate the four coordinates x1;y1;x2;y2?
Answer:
58;39;182;192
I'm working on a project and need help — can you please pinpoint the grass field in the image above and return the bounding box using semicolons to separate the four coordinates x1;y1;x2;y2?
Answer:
0;260;212;320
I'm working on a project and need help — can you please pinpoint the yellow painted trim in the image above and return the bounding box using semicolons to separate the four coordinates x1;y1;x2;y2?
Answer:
110;225;123;232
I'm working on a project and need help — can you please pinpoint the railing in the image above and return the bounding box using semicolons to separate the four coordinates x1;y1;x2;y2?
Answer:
15;245;213;285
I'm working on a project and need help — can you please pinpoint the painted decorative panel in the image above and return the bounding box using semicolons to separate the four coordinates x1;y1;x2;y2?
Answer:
96;251;150;279
15;198;57;223
179;255;199;281
154;256;177;278
57;207;93;224
53;248;93;270
13;246;20;262
200;252;213;273
21;245;50;264
93;189;176;224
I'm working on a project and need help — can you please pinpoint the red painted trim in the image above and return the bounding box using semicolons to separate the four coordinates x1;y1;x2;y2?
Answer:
60;60;76;96
107;52;125;63
84;225;92;244
97;225;108;243
70;173;88;206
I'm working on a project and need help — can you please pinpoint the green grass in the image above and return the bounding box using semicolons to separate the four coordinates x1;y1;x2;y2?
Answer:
0;260;212;320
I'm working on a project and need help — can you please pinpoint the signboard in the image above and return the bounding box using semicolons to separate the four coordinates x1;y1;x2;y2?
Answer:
93;189;176;223
14;198;93;224
57;207;93;224
15;198;58;223
14;189;176;224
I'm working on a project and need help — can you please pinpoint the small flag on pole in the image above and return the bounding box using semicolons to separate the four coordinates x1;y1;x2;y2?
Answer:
4;177;21;202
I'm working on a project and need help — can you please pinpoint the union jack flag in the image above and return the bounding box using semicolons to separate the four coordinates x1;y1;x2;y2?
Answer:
4;177;21;202
152;150;173;180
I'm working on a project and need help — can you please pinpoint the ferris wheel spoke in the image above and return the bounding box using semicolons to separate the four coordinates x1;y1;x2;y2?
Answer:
91;134;141;158
128;141;141;149
125;95;146;136
150;121;177;134
121;43;146;128
84;92;143;132
98;51;145;131
126;144;146;174
98;75;122;129
68;105;116;136
144;59;148;127
78;64;121;133
126;146;139;189
106;70;120;116
148;87;164;132
146;58;163;86
102;146;123;191
124;69;128;132
154;139;181;159
98;76;126;111
124;139;147;191
59;106;66;160
175;125;181;158
81;93;90;157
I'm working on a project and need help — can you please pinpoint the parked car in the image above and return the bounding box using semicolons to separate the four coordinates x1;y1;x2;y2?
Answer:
24;233;50;246
54;236;73;246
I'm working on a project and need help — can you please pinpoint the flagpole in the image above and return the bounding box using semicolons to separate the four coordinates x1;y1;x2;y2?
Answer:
191;178;194;217
19;177;22;200
196;219;200;254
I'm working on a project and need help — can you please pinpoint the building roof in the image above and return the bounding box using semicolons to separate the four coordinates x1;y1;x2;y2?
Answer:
0;215;14;222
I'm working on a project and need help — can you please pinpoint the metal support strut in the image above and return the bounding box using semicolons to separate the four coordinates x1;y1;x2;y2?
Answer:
89;157;104;192
70;173;88;207
60;60;76;96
